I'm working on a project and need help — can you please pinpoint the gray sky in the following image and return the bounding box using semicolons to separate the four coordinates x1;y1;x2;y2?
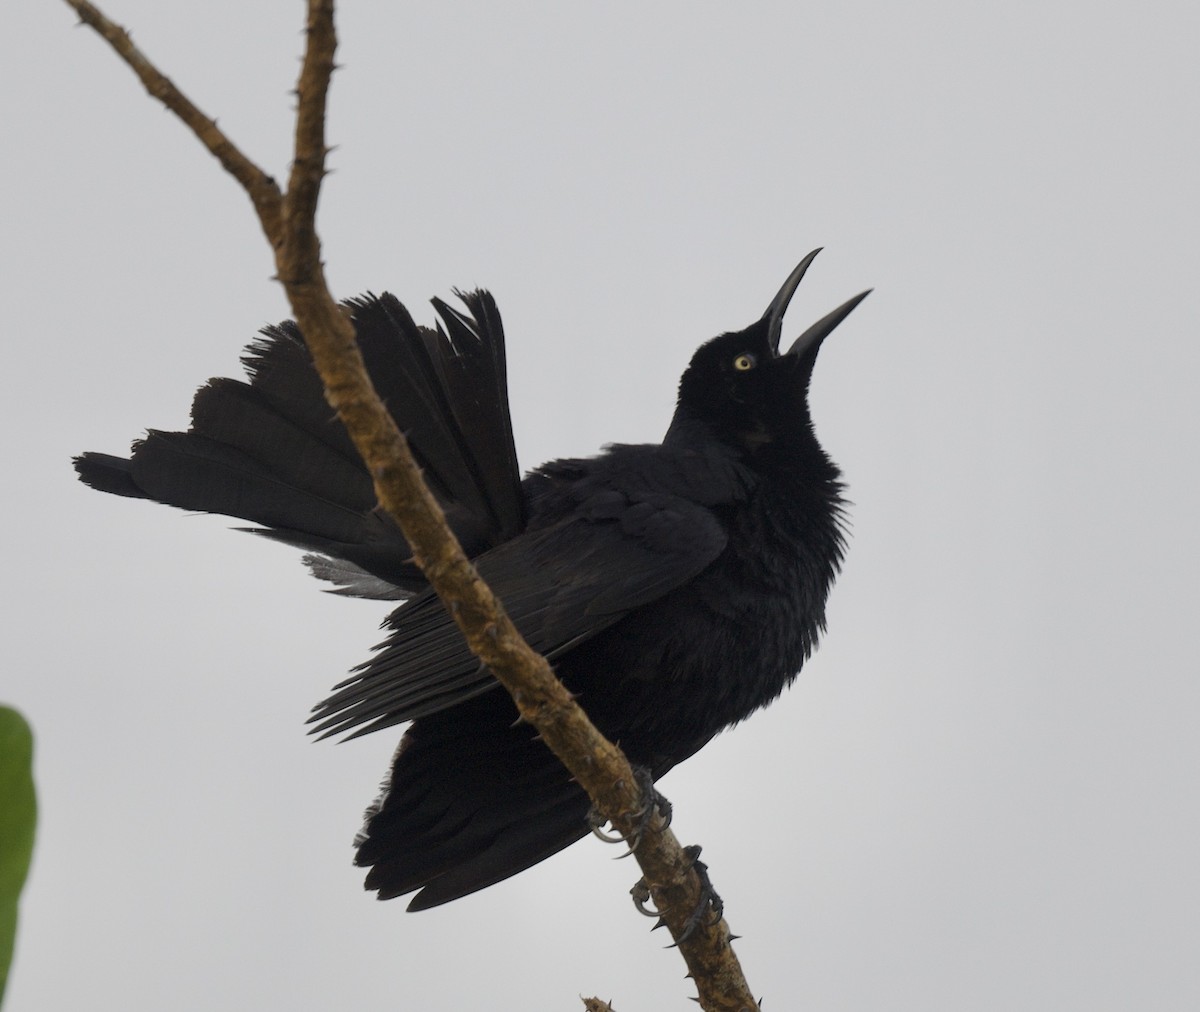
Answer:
4;1;1198;1009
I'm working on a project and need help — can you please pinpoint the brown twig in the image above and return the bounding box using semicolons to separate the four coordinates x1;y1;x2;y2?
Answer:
63;2;758;1008
67;1;284;243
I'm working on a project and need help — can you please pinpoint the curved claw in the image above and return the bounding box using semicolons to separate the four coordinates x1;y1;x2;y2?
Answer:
587;806;626;845
630;877;663;919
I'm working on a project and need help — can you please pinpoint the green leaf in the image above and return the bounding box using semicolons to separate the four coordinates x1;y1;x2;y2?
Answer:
0;707;36;1008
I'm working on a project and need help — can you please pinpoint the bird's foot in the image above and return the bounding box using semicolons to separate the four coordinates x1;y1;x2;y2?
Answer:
629;844;724;944
586;766;672;854
672;844;724;945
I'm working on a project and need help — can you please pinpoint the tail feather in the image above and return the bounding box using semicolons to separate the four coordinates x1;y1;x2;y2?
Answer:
355;694;590;908
123;429;372;544
345;292;523;546
427;292;523;540
74;452;147;499
190;379;375;512
401;801;589;911
240;322;361;463
74;290;522;592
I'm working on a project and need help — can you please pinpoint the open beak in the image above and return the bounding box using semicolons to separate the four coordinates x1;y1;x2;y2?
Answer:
763;249;872;358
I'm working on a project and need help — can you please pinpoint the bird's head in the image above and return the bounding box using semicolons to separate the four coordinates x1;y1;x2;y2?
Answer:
668;249;869;457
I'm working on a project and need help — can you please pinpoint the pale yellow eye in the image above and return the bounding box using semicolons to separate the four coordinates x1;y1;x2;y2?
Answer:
733;353;756;372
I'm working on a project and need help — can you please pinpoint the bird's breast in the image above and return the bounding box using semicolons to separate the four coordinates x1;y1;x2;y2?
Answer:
559;483;843;767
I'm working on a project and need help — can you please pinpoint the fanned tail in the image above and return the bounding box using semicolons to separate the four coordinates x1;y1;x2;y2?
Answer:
74;290;522;596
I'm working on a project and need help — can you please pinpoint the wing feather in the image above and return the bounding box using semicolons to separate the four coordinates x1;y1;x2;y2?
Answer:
309;493;727;739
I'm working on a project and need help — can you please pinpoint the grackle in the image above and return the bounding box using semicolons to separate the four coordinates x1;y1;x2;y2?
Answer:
75;249;868;909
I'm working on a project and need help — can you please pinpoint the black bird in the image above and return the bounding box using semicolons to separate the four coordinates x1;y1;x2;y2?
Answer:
75;249;867;910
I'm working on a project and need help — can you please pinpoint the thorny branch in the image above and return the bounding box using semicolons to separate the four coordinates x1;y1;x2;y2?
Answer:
63;2;758;1008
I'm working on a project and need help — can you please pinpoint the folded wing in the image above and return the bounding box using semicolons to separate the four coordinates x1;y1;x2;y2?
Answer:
310;490;728;739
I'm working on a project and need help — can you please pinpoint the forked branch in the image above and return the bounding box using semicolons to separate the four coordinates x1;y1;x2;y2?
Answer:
63;2;758;1008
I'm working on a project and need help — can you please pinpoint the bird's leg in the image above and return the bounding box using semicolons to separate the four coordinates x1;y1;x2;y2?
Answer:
586;766;672;853
671;845;724;945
